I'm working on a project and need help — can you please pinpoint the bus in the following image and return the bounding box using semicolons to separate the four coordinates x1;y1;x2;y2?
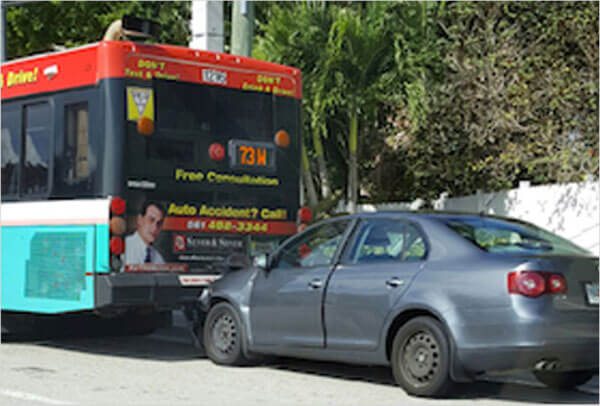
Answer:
1;27;302;334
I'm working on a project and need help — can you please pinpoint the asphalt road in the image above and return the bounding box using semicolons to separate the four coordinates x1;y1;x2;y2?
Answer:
0;318;598;406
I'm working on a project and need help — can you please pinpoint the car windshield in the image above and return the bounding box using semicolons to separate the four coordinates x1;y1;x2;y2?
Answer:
442;217;591;256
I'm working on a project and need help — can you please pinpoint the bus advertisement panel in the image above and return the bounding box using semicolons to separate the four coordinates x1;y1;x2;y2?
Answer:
122;67;301;273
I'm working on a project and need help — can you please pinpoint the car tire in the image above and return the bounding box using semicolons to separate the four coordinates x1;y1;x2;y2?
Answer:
391;316;452;397
533;370;595;390
204;302;249;366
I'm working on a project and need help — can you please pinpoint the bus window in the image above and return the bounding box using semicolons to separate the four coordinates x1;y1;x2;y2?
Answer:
64;102;90;183
1;108;20;197
23;103;51;195
147;137;194;163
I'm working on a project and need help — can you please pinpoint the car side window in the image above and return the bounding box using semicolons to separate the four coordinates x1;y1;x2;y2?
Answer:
402;224;427;261
347;219;427;264
276;220;350;269
349;220;404;264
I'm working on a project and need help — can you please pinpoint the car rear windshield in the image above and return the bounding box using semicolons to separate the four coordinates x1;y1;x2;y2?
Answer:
442;217;591;256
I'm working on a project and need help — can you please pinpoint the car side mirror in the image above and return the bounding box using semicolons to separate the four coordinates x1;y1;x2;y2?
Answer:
253;253;272;271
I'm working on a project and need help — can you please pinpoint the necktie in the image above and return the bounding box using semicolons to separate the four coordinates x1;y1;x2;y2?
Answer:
144;246;152;263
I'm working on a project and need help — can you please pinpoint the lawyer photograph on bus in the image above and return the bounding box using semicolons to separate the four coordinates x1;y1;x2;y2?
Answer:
123;200;166;267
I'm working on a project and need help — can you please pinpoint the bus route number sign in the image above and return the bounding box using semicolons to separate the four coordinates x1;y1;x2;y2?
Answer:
228;140;276;171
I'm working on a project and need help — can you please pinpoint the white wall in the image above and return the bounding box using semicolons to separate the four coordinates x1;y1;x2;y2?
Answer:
353;181;600;255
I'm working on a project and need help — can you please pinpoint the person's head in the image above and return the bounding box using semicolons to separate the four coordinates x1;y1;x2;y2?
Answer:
136;201;165;245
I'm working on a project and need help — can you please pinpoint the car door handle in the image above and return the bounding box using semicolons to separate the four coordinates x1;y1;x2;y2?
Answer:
308;279;323;289
386;277;405;288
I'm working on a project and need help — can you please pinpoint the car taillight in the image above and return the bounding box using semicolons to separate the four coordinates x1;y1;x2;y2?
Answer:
547;274;568;294
507;271;568;297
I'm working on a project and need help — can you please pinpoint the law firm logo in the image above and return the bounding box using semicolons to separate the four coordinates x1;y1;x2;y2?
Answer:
173;234;187;253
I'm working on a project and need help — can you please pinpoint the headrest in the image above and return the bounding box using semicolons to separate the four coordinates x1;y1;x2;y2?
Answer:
364;227;391;246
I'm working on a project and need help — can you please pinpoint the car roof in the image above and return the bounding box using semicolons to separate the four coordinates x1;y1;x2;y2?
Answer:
329;210;530;225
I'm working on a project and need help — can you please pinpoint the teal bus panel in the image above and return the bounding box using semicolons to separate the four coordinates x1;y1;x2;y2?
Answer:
1;225;97;314
95;224;110;274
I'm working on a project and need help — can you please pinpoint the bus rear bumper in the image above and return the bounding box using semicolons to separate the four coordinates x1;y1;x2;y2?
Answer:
95;273;206;311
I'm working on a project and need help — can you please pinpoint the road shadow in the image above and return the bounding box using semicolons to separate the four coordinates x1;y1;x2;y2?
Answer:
2;322;202;362
37;335;202;362
2;312;159;341
269;358;599;404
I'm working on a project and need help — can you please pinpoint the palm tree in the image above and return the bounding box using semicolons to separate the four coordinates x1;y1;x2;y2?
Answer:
254;2;334;204
322;3;398;212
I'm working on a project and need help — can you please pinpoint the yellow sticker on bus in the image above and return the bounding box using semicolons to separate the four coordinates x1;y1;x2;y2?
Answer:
126;87;154;121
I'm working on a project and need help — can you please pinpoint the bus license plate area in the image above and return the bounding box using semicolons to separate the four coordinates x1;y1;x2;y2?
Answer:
125;263;189;273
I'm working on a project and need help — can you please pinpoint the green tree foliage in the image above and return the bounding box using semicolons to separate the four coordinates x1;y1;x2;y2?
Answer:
369;2;599;202
5;1;190;59
359;1;445;202
321;3;402;211
255;2;405;210
255;1;598;206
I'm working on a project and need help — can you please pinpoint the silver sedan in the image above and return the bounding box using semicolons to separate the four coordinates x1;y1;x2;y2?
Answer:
201;212;599;397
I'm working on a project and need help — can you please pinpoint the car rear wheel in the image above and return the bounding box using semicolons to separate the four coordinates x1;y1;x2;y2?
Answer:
533;370;595;390
391;316;452;397
204;302;249;366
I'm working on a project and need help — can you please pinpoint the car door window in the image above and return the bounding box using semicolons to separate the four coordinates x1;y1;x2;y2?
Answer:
347;219;427;264
276;220;350;268
350;220;404;263
402;224;427;261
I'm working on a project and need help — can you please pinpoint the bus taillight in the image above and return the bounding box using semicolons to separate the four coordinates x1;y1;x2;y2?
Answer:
110;237;125;255
110;217;126;235
110;197;126;215
109;197;127;271
297;206;313;233
298;206;313;223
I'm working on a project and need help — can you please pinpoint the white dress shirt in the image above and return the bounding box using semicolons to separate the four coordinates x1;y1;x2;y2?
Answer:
124;231;165;265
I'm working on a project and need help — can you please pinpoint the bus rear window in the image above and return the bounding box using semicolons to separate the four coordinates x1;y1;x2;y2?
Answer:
64;102;90;183
443;217;590;256
147;138;194;163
